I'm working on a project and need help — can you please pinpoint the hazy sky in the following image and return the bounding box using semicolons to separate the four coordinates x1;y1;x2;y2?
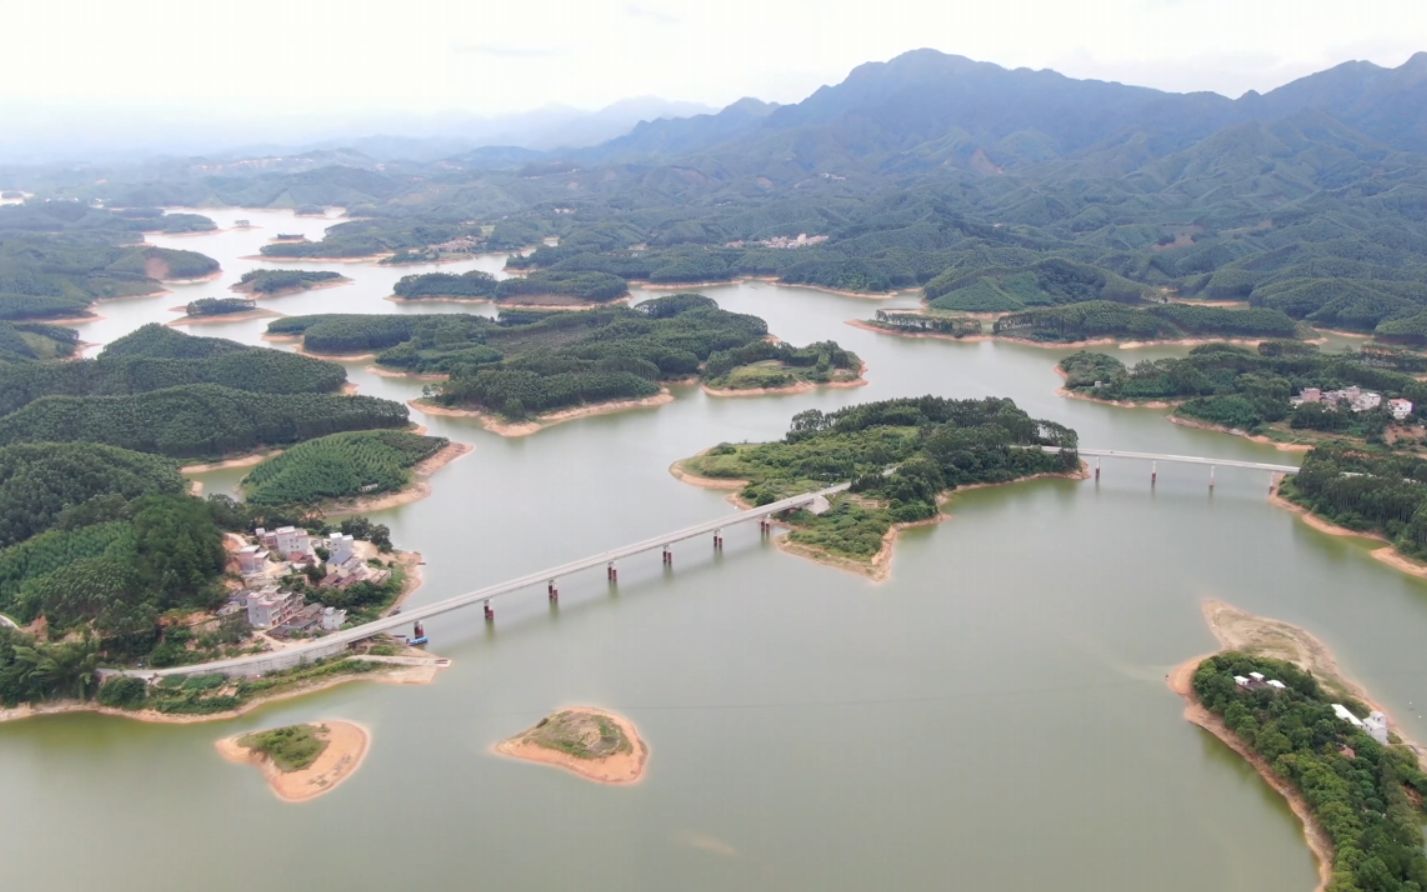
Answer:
5;0;1424;117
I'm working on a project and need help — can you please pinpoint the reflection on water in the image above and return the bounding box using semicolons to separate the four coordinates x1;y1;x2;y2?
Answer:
3;207;1419;891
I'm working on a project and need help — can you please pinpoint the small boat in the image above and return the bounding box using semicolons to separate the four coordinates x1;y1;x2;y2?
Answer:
409;635;429;647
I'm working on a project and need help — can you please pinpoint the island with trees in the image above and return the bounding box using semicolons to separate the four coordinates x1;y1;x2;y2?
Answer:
232;269;348;297
495;707;648;785
216;721;370;802
701;339;864;395
674;396;1080;577
391;269;499;302
1172;599;1427;892
241;429;469;511
268;294;866;434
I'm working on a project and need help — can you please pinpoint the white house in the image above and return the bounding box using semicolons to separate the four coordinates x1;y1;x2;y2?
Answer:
1364;711;1390;745
325;533;355;564
235;544;268;575
245;587;301;629
1332;703;1367;730
319;606;347;632
272;526;311;558
1389;398;1414;421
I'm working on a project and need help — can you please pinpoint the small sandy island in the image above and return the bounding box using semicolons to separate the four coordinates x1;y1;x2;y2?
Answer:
216;720;370;802
702;363;869;398
494;707;648;785
409;390;675;437
1168;599;1423;892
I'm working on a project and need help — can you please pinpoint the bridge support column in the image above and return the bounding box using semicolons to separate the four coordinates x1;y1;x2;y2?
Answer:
713;528;723;550
547;580;558;602
607;561;618;583
483;600;494;622
662;545;672;567
1094;458;1101;482
1151;460;1157;487
758;517;771;536
1209;465;1215;491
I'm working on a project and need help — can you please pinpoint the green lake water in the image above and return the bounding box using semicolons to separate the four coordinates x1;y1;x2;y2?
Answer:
3;208;1422;891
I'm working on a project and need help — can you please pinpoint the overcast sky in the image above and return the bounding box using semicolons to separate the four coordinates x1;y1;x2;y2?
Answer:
4;0;1423;117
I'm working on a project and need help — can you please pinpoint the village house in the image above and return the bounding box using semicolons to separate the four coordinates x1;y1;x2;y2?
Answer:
235;544;269;576
244;586;303;629
1389;398;1414;421
325;532;355;564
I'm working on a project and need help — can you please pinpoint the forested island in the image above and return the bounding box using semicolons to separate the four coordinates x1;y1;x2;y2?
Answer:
233;269;348;297
392;269;498;301
1174;601;1427;892
675;396;1080;577
1058;343;1427;447
268;294;864;431
242;429;467;510
0;202;220;321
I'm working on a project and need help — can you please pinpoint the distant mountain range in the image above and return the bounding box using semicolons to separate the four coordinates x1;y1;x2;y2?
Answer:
558;49;1427;175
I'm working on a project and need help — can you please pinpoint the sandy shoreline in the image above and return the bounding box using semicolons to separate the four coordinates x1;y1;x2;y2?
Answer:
168;308;280;327
701;363;869;398
384;293;493;305
1167;655;1334;892
242;253;393;263
668;457;1087;581
180;448;284;474
1166;415;1314;452
409;390;675;437
633;275;907;299
849;318;1273;351
323;441;473;514
215;720;370;803
1268;478;1427;578
366;364;450;382
493;707;649;785
1167;598;1427;892
0;654;448;726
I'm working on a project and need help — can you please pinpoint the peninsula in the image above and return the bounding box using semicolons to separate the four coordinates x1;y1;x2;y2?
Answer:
495;707;648;785
1170;600;1427;892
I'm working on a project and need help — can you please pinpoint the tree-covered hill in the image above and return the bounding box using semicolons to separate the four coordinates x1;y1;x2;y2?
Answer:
0;324;348;416
242;430;449;505
0;384;409;459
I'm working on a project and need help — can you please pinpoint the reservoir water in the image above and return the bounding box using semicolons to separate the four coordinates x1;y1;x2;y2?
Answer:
3;208;1421;891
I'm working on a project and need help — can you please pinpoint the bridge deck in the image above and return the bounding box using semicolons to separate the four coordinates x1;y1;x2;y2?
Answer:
131;482;850;677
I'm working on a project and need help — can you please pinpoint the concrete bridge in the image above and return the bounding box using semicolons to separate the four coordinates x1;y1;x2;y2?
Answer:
127;445;1305;679
123;482;851;678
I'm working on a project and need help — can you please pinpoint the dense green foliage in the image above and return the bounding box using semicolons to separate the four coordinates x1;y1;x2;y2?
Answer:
1193;653;1427;892
1060;344;1426;435
683;396;1078;559
239;724;330;771
0;384;409;459
703;339;862;389
993;301;1297;342
1284;446;1427;559
0;322;79;362
267;313;472;354
185;297;255;317
0;204;219;320
927;259;1146;310
495;269;627;303
242;430;448;505
0;324;347;416
0;441;184;547
393;269;498;299
234;269;344;294
436;294;772;417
